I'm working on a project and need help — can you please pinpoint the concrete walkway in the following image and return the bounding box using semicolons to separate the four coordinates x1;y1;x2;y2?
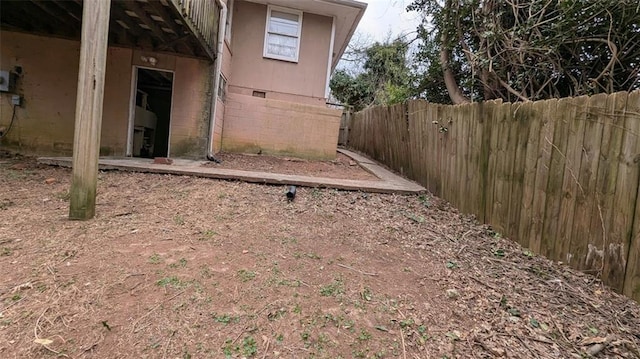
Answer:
38;149;425;195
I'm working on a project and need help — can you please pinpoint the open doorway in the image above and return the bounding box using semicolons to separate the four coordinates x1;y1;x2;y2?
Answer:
129;67;173;158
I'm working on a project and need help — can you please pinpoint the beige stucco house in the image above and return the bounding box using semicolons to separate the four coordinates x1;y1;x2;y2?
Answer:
0;0;366;160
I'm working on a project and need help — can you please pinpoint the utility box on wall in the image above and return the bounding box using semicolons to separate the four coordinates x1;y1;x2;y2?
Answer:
0;70;17;93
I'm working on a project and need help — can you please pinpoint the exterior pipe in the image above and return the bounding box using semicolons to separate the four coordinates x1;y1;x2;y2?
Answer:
207;0;227;161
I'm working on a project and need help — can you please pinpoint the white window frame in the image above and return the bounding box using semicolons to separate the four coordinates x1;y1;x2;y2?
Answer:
263;5;303;63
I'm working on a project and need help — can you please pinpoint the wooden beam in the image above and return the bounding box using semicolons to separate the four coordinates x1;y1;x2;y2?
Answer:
28;0;78;37
69;0;111;220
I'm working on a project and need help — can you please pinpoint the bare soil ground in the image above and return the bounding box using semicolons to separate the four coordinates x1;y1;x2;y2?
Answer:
201;152;379;181
1;152;639;359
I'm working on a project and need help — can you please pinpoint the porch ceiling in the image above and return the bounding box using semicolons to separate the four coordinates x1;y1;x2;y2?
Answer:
0;0;215;60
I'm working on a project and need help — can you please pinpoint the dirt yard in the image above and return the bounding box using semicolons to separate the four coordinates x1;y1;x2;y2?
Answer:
202;152;379;181
1;152;639;359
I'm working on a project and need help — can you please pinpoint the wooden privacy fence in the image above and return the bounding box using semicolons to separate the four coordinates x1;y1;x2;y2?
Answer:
348;91;640;301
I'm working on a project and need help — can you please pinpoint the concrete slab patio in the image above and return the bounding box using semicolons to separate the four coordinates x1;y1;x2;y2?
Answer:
37;149;425;195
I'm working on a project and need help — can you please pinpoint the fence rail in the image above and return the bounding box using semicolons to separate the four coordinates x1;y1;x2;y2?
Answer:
347;91;640;301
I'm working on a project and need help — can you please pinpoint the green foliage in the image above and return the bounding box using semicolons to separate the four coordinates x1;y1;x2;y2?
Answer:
407;0;640;103
330;39;413;110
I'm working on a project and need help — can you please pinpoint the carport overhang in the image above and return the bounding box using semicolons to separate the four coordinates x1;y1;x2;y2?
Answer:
0;0;218;61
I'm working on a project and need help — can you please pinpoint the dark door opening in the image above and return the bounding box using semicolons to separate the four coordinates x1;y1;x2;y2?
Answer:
132;68;173;158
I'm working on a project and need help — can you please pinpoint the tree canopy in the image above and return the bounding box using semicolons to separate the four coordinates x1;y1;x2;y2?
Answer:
408;0;640;104
329;39;412;111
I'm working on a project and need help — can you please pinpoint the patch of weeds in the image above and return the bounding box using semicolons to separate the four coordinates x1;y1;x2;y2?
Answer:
212;313;240;325
280;237;297;245
357;329;372;341
375;350;387;358
294;252;322;260
156;276;185;288
237;269;256;282
169;258;188;268
417;325;430;344
500;296;520;317
446;261;458;269
418;194;431;207
222;338;235;358
301;330;311;343
492;248;506;257
293;303;302;314
523;249;535;258
241;336;257;357
343;319;356;332
353;348;369;358
1;247;13;256
148;253;162;264
11;294;21;301
55;190;71;201
275;333;284;342
199;229;218;241
493;232;502;239
267;307;287;321
320;277;345;297
588;326;599;335
360;287;373;301
173;215;185;226
276;278;301;287
399;318;415;329
200;266;213;279
529;317;543;329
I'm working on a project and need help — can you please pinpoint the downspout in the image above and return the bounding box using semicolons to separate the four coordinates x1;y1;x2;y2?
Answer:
207;0;227;161
324;16;336;100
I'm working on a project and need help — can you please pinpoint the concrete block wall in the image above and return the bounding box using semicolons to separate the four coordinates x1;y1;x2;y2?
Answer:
221;92;341;160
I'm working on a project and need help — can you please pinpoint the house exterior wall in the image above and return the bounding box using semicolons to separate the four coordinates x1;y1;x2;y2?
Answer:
218;1;340;159
0;31;212;158
228;1;332;105
221;92;341;160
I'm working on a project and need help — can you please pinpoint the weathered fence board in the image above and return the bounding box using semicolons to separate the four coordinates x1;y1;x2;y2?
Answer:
623;91;640;299
572;94;607;272
542;98;571;259
347;90;640;301
556;96;587;264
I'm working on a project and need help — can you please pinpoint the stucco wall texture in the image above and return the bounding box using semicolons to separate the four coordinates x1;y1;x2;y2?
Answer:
222;92;341;160
0;31;213;158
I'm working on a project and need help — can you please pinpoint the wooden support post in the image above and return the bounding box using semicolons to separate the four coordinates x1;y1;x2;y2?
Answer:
69;0;111;220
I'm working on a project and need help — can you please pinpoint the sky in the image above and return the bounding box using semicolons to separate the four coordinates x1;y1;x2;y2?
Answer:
355;0;422;42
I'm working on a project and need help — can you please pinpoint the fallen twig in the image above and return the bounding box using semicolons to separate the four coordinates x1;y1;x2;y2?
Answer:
336;263;378;276
400;328;407;359
261;338;270;359
132;290;185;333
162;330;176;359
